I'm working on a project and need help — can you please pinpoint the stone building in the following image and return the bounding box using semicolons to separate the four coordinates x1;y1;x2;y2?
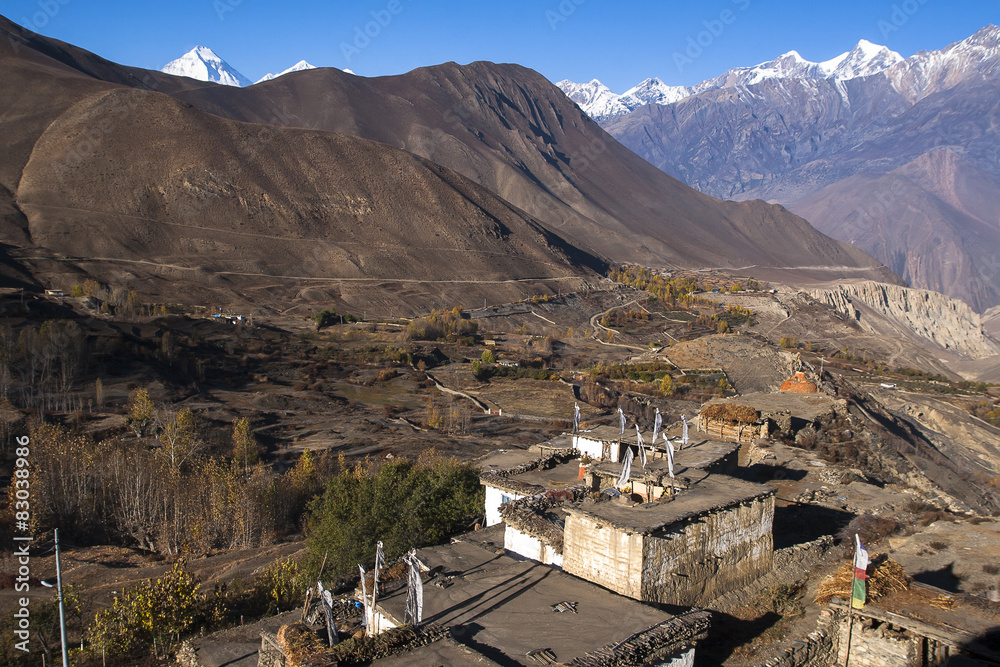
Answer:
477;434;774;606
562;471;774;606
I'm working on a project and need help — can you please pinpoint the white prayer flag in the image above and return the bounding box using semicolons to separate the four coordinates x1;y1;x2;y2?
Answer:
652;408;662;444
617;447;634;487
618;407;626;435
358;565;371;628
573;403;580;434
681;415;689;447
665;435;675;479
636;426;647;468
405;550;424;625
317;581;338;646
374;541;385;598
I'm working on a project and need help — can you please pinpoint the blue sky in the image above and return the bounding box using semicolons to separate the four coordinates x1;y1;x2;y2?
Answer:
2;0;997;89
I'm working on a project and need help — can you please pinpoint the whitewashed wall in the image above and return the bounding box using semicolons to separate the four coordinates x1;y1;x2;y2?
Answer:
504;525;563;568
485;485;523;526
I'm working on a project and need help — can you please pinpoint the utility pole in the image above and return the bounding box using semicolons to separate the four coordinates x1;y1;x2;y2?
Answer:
55;529;69;667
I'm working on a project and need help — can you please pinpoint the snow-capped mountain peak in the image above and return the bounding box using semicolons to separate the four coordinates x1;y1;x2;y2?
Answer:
559;35;913;121
161;46;251;87
255;60;317;84
819;39;903;79
884;25;1000;102
620;77;693;108
556;78;629;120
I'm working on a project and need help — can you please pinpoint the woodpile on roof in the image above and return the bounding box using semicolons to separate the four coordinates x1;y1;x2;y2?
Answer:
700;403;760;425
500;487;586;551
567;610;711;667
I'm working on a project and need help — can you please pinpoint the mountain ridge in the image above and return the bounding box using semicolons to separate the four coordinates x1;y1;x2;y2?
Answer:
558;38;904;120
592;25;1000;311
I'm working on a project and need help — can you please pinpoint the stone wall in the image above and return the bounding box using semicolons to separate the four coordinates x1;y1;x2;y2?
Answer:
563;511;643;599
758;610;837;667
835;616;919;667
708;536;833;613
640;494;774;606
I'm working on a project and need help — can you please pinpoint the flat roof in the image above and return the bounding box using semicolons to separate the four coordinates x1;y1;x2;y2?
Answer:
374;637;501;666
600;438;737;470
830;583;1000;660
574;424;631;442
531;433;576;451
374;541;673;666
478;450;583;495
565;474;774;534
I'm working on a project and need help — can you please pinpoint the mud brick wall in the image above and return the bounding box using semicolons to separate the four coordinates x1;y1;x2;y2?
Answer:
639;494;774;606
563;512;644;598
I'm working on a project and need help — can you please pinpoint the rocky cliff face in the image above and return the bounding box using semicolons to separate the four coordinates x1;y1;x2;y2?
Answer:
811;282;1000;359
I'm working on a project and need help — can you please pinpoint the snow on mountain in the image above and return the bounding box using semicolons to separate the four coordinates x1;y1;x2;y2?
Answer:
161;46;251;87
619;77;692;109
818;39;903;79
255;60;317;84
555;79;630;120
560;37;907;120
884;25;1000;102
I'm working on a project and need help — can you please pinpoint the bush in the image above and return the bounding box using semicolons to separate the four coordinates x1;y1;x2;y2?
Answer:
89;563;201;657
837;513;899;551
307;455;483;579
314;309;338;330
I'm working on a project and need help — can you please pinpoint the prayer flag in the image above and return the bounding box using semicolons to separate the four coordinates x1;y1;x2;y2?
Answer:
405;550;424;625
636;426;647;468
617;447;634;487
852;534;869;609
665;435;675;480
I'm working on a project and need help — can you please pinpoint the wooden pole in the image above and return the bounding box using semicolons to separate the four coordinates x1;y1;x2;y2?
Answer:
844;605;855;667
54;529;69;667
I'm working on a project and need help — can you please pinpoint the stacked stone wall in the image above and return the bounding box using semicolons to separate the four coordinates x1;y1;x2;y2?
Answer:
563;512;643;599
640;494;774;606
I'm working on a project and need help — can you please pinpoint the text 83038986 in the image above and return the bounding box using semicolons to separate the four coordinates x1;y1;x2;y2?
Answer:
12;435;32;653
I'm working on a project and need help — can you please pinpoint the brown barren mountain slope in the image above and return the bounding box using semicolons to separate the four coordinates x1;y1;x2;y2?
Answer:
793;149;1000;312
161;57;892;281
0;14;893;314
1;20;606;312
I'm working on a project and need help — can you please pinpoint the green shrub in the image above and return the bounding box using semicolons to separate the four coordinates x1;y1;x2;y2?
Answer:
307;456;483;579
